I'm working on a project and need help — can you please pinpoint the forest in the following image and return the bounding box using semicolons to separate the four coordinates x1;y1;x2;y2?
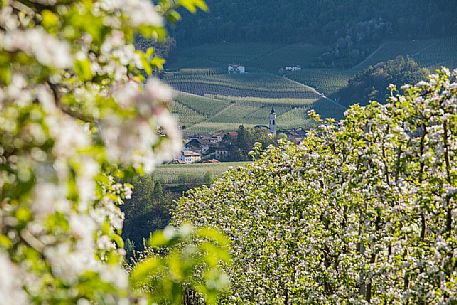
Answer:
173;0;457;46
336;56;429;106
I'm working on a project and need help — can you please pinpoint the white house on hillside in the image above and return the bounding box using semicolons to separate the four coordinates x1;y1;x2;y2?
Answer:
228;64;245;74
285;65;301;71
179;151;201;164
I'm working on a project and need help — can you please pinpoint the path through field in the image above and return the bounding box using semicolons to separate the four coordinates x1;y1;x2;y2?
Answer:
281;76;346;110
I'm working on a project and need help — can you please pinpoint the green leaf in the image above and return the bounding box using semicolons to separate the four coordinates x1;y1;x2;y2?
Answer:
197;227;230;248
167;10;182;23
149;230;169;248
130;256;161;287
178;0;208;13
74;58;93;81
41;10;59;32
151;56;166;71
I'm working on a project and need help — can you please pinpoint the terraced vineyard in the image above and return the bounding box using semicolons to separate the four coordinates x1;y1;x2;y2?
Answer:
211;95;316;106
277;108;317;129
248;43;328;72
167;37;457;132
165;72;318;93
168;72;318;134
174;92;231;117
184;122;257;135
285;36;457;104
285;69;352;96
353;36;457;71
170;101;205;126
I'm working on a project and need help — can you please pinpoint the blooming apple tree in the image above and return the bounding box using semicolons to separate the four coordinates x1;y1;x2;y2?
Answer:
0;0;231;304
174;69;457;304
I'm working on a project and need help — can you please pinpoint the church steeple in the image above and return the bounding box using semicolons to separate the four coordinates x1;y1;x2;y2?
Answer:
269;107;277;136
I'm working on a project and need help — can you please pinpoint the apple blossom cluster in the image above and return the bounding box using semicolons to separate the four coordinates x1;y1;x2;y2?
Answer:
174;68;457;304
0;0;208;304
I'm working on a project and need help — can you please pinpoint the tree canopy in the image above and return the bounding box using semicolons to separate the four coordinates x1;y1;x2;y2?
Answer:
174;68;457;304
122;176;175;255
337;56;428;107
172;0;457;47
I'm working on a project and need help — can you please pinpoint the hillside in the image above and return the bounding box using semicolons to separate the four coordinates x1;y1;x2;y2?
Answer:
173;0;457;47
352;36;457;71
169;0;457;67
166;43;327;71
165;35;457;127
154;162;251;186
168;72;320;134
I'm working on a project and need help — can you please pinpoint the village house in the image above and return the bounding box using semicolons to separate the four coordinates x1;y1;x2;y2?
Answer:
209;133;224;144
179;150;202;164
283;127;307;144
226;131;238;141
228;64;246;74
215;147;230;160
184;138;210;154
284;65;301;71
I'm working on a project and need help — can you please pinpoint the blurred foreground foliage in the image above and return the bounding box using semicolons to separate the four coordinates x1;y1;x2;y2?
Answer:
0;0;230;304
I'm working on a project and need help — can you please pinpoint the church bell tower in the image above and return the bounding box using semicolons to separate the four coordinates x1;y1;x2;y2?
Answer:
269;107;277;136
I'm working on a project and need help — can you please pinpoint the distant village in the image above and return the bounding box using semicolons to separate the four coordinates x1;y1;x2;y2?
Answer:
174;65;307;164
175;108;308;164
175;127;308;164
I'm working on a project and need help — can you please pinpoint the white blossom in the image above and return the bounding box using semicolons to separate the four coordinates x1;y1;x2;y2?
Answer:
0;252;28;305
2;28;72;68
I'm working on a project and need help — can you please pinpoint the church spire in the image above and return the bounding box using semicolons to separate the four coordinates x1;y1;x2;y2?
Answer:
269;107;277;136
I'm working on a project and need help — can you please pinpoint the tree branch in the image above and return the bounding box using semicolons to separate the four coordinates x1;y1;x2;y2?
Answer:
47;81;94;123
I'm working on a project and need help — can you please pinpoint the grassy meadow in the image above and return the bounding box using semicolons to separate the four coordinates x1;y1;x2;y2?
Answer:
155;162;251;185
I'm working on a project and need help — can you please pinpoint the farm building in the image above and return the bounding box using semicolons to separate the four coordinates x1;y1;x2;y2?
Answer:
284;65;301;71
228;64;245;74
179;151;202;164
184;138;210;154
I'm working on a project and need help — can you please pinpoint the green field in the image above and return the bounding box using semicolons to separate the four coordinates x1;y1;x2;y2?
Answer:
167;42;328;71
155;162;251;185
353;36;457;71
285;37;457;100
183;122;257;135
165;72;318;93
247;43;328;72
211;95;317;106
173;92;231;117
168;37;457;74
285;69;352;96
171;91;315;134
168;72;318;134
172;98;313;134
167;37;457;131
166;43;279;70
